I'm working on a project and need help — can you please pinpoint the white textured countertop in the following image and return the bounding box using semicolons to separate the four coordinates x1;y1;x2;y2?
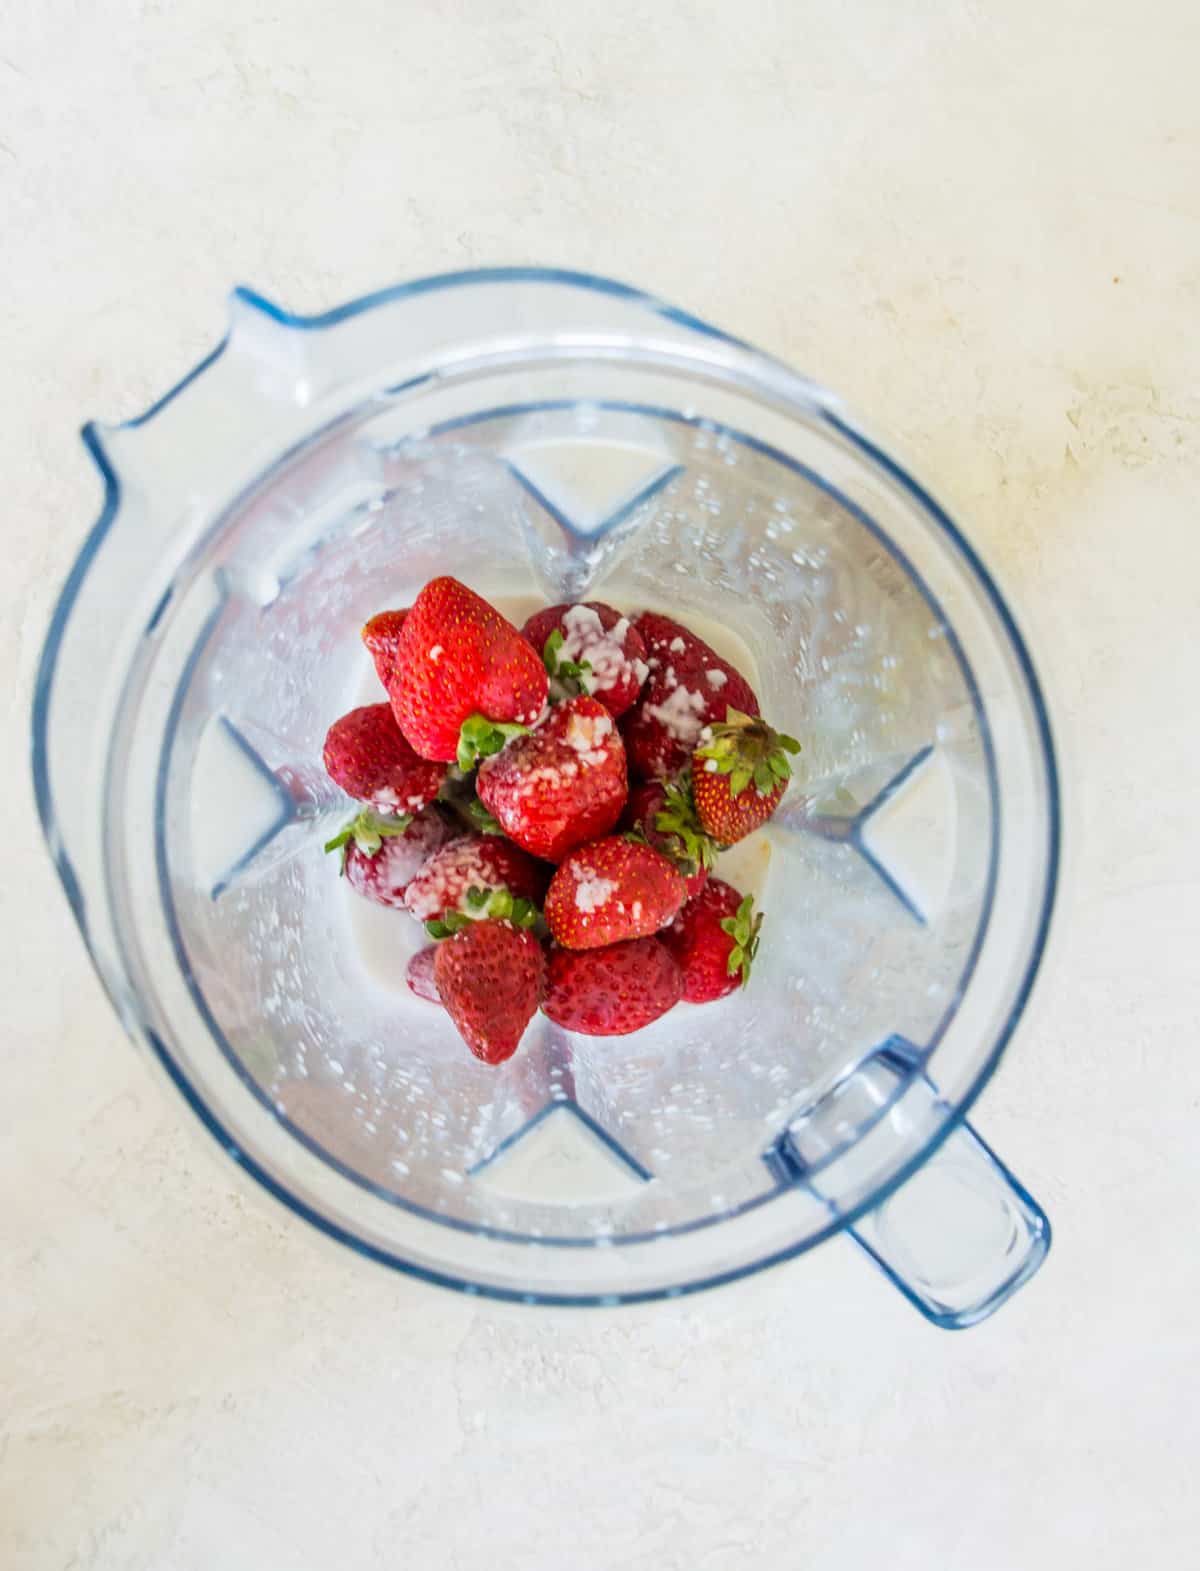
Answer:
3;3;1199;1567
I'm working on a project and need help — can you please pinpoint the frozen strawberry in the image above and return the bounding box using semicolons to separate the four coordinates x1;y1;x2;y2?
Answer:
692;710;800;844
389;577;548;764
477;695;627;862
325;806;454;908
403;833;549;924
522;602;649;719
544;836;686;950
362;608;409;689
434;920;545;1064
622;777;716;899
661;879;763;1003
622;612;760;780
542;937;683;1036
406;946;443;1005
322;703;447;813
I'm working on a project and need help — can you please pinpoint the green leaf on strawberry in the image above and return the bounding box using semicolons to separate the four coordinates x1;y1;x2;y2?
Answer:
424;884;540;940
717;894;764;986
695;709;800;801
462;797;504;835
323;807;414;873
456;713;530;772
540;625;593;688
436;770;506;835
651;775;718;879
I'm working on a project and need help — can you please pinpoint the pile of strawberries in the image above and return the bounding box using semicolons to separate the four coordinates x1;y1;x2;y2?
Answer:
321;578;798;1064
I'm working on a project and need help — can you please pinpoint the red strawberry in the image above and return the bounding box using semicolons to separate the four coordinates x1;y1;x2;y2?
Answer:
521;602;649;719
322;703;447;813
405;946;442;1005
544;836;686;950
542;937;683;1036
477;695;627;862
325;806;454;908
692;710;800;844
403;833;549;923
622;777;716;899
361;608;409;689
434;920;545;1063
661;878;763;1003
389;578;548;763
622;612;760;780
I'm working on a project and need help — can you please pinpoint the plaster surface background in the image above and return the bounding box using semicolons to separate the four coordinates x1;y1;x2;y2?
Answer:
2;4;1198;1567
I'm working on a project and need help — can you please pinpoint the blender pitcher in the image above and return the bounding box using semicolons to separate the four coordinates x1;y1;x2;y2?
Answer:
32;269;1059;1326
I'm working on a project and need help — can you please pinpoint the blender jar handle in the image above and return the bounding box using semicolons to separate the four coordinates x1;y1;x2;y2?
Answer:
848;1115;1050;1330
773;1048;1051;1329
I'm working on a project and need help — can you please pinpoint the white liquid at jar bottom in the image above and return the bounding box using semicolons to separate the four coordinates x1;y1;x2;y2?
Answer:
342;592;774;997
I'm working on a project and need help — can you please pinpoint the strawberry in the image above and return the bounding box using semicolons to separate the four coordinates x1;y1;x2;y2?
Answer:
434;920;545;1063
661;878;763;1003
325;806;454;908
405;945;442;1005
542;937;683;1036
361;608;409;689
622;776;716;899
621;612;760;780
389;577;548;764
403;833;549;924
477;695;627;862
322;703;447;813
692;709;800;843
521;602;649;718
544;836;686;950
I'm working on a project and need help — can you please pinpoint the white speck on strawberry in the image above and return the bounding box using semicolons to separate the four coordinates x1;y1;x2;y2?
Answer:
706;669;728;688
429;644;443;660
524;763;568;788
642;684;707;744
575;875;616;913
559;604;641;699
564;706;613;766
669;636;686;653
406;846;490;917
561;603;604;643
